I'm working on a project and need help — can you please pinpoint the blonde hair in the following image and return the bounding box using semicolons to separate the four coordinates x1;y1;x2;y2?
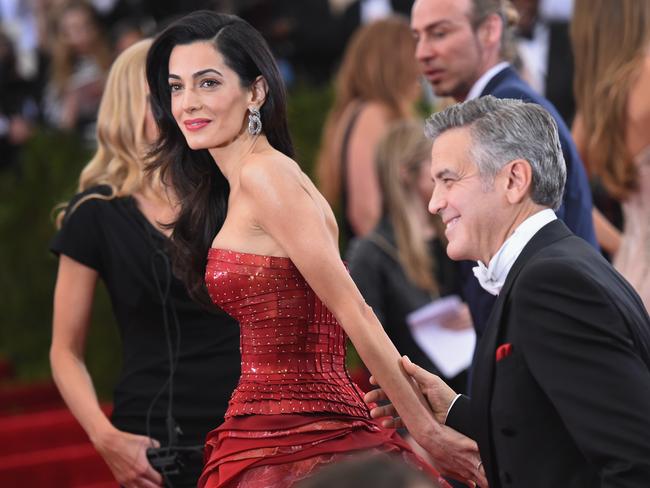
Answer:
376;120;439;295
315;16;419;206
571;0;650;200
56;38;155;227
469;0;519;63
50;1;112;96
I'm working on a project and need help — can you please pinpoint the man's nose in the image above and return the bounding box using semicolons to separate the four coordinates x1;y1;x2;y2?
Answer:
428;187;445;215
415;37;435;62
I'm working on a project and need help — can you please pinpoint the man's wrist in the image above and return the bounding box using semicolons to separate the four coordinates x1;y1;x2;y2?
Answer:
444;393;462;424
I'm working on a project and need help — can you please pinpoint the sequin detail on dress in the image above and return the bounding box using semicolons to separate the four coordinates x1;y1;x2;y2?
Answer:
205;248;370;419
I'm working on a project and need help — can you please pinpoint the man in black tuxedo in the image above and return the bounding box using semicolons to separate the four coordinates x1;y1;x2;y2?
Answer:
410;0;596;337
366;96;650;488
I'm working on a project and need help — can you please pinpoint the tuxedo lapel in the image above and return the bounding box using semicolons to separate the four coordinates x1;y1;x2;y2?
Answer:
471;283;506;484
470;219;571;485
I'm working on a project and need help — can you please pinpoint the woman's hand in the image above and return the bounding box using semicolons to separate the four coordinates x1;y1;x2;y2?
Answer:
93;427;163;488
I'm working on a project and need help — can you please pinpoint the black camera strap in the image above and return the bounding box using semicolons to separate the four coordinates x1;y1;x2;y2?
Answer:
130;198;191;486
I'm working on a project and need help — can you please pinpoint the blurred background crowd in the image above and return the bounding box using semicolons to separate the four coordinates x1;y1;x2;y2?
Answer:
0;0;419;391
1;0;644;485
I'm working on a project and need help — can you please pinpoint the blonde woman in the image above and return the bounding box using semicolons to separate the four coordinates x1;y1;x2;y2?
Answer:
347;121;471;391
49;39;240;488
44;1;112;133
571;0;650;309
315;16;421;246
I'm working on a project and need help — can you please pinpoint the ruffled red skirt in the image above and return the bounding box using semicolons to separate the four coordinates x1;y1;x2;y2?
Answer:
199;414;450;488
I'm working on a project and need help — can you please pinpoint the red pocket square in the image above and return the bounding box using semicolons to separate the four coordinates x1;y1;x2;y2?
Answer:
495;343;513;362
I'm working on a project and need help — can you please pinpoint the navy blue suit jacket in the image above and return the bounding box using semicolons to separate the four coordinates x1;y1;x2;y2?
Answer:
462;66;597;337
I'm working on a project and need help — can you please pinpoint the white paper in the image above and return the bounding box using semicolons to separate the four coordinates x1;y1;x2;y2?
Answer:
406;295;476;378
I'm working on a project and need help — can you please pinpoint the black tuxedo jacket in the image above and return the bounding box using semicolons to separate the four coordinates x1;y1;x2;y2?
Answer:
447;220;650;487
461;66;597;339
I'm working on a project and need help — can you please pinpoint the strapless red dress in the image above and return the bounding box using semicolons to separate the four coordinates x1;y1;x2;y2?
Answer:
200;249;449;488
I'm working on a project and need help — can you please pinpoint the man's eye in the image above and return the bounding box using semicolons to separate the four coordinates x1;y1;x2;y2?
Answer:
432;30;447;39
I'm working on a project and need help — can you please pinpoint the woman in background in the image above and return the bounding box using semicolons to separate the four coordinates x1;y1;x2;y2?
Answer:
571;0;650;309
44;0;111;136
49;39;240;487
348;121;471;394
315;16;421;246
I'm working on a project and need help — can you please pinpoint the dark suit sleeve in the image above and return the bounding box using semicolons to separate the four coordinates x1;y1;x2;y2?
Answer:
446;394;474;439
512;260;650;486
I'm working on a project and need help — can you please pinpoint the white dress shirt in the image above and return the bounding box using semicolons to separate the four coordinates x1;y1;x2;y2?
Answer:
466;62;510;101
445;209;557;421
472;209;557;296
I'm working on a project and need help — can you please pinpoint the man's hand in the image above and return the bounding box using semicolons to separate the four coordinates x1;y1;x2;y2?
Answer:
93;427;164;487
366;356;458;424
364;356;488;487
403;355;458;423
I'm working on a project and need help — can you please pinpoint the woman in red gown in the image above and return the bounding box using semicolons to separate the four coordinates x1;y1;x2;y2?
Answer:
145;11;482;488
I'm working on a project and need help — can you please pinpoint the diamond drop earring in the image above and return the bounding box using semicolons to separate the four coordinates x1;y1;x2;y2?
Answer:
247;107;262;135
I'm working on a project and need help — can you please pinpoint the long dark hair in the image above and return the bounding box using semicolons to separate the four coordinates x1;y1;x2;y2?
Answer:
146;11;294;306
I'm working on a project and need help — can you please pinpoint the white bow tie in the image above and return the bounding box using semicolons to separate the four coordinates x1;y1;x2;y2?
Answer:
472;233;520;296
472;261;503;296
471;210;558;296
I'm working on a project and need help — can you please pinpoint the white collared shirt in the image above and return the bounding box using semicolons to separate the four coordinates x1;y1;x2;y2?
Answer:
473;209;557;296
466;61;510;101
445;209;557;423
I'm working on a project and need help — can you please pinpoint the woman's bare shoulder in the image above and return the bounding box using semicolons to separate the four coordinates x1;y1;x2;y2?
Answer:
239;150;302;192
358;101;392;123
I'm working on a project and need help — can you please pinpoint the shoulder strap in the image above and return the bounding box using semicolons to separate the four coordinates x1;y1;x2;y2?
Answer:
340;103;366;181
366;231;399;262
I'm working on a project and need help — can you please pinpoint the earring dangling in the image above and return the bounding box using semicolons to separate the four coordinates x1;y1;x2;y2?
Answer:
248;107;262;135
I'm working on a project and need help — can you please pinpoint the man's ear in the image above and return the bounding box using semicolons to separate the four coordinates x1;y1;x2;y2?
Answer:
477;12;503;49
249;76;268;109
503;159;533;204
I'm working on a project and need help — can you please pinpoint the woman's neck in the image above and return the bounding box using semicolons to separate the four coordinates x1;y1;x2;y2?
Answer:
209;132;272;183
133;184;178;237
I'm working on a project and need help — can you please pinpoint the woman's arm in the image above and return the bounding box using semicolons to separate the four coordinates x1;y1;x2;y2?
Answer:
345;103;388;237
592;207;622;255
50;255;163;488
238;158;483;484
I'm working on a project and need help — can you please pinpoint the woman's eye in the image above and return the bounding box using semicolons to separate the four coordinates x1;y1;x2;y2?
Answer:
169;83;182;92
200;79;219;88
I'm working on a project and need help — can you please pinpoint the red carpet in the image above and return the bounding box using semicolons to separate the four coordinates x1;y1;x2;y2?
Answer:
0;374;116;487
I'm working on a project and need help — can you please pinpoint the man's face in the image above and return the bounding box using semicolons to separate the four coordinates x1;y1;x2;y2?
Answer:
411;0;485;101
428;127;508;263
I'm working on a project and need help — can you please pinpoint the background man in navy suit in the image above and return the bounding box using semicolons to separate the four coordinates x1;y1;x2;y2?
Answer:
367;96;650;488
410;0;596;335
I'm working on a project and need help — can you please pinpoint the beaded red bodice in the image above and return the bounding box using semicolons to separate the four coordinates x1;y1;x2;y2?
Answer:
205;248;370;419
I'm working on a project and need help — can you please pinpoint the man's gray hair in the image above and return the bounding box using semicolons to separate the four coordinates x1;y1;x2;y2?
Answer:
424;96;566;210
